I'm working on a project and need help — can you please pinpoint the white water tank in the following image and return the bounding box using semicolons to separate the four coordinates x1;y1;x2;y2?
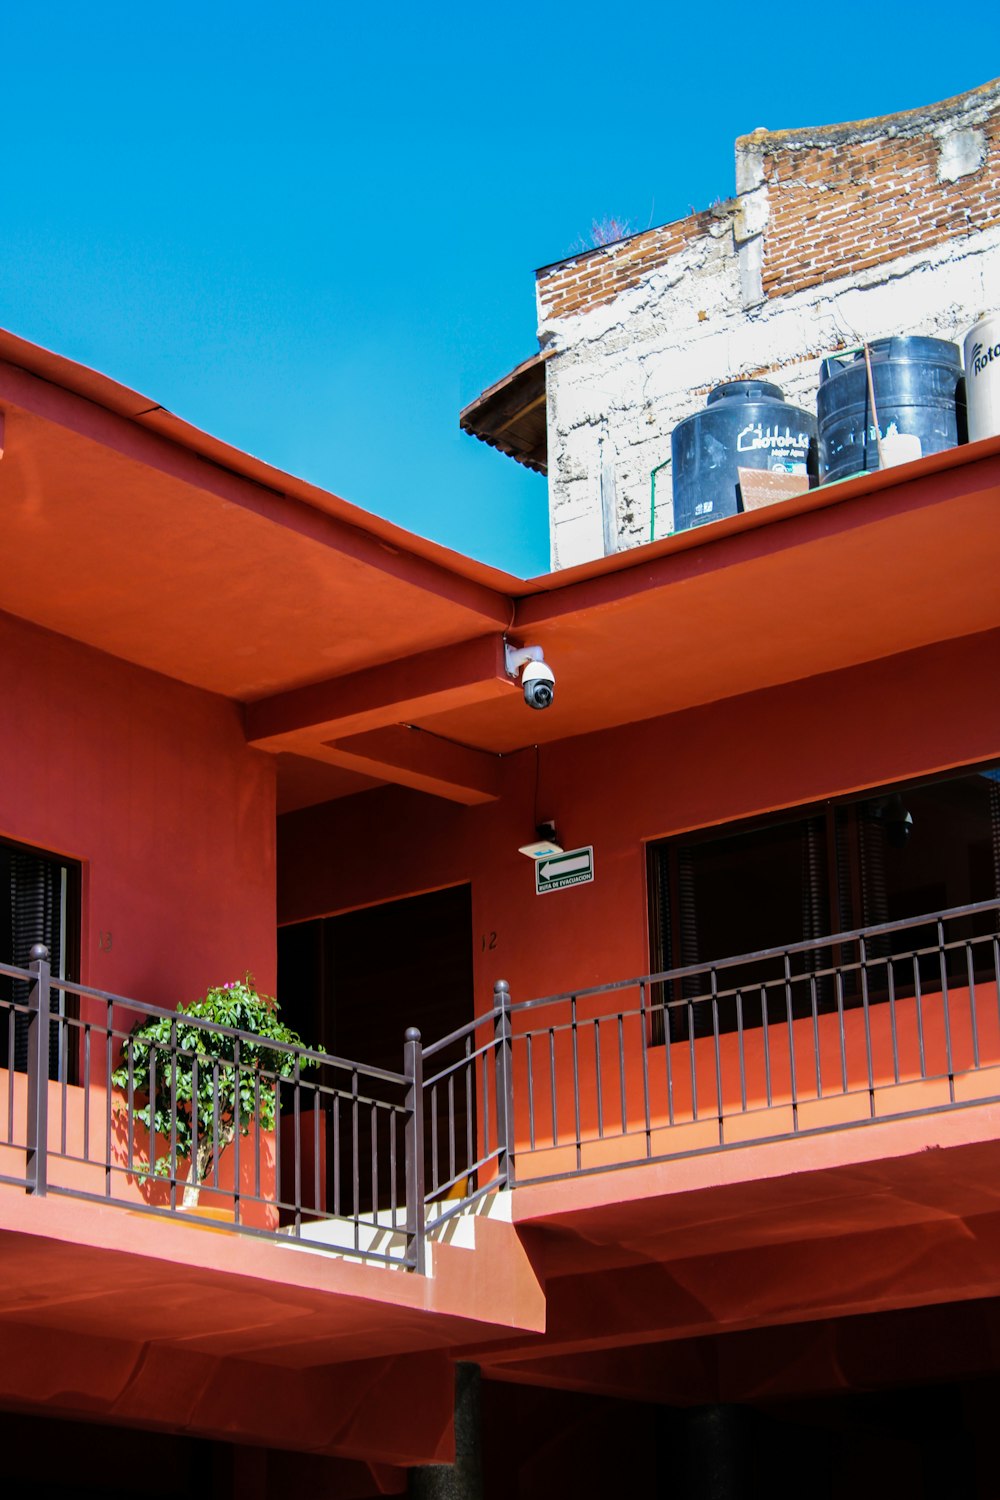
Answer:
963;314;1000;441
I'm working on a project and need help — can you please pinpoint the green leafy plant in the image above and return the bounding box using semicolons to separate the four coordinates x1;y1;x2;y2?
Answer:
112;976;317;1208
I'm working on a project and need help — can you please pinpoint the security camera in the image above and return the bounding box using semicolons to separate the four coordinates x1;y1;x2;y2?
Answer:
505;642;556;711
522;658;555;710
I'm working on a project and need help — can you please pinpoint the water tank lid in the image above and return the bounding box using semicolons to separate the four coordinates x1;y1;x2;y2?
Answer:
820;336;962;382
707;380;785;405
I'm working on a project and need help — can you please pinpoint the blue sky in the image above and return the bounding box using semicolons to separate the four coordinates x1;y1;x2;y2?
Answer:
1;5;993;575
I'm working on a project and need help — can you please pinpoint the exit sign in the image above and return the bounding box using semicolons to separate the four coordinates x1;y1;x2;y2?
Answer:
535;846;595;895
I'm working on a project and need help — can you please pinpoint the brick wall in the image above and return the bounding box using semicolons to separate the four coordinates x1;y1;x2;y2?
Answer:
537;209;721;322
758;84;1000;300
537;78;1000;569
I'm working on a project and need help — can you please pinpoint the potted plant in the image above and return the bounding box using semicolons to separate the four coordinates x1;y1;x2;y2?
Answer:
113;975;316;1210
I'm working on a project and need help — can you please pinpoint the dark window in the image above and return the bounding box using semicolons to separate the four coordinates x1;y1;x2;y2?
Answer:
648;767;1000;1042
0;839;81;1080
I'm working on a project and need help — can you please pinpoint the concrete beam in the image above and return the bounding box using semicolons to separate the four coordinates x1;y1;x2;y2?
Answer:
246;635;516;748
0;1318;456;1466
324;726;501;805
465;1208;1000;1371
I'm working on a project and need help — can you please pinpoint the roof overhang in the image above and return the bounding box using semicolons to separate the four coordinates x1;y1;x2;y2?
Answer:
459;352;549;474
0;330;515;702
374;435;1000;760
3;326;1000;810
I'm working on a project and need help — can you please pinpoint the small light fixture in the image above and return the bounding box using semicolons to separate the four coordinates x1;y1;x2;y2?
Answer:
519;821;563;861
882;793;914;848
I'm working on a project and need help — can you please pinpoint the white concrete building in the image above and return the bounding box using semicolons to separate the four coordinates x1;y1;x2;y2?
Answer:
461;79;1000;570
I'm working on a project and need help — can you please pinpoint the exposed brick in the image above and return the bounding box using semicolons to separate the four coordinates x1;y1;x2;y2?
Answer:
750;105;1000;302
533;78;1000;569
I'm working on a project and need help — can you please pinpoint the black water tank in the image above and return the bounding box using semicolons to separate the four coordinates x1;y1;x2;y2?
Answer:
817;336;965;483
671;381;817;534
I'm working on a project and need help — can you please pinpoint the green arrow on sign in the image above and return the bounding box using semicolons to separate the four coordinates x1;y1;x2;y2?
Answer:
535;846;595;894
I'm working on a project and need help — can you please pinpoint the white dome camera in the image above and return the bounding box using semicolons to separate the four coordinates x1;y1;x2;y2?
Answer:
505;642;556;711
521;658;556;710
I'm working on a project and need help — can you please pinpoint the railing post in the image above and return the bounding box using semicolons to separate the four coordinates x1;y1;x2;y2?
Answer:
493;979;516;1190
404;1027;426;1274
25;943;51;1196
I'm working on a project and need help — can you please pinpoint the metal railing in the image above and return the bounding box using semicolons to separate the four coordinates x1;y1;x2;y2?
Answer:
421;980;514;1233
3;900;1000;1269
0;948;422;1270
478;898;1000;1191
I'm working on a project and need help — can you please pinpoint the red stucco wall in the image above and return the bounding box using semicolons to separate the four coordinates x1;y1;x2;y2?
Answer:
278;626;1000;1027
0;609;276;1007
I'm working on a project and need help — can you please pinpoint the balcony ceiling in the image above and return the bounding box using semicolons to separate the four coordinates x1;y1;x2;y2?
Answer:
460;1109;1000;1406
423;440;1000;755
3;328;1000;808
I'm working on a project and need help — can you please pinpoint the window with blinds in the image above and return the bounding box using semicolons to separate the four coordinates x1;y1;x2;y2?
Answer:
0;840;81;1080
647;767;1000;1044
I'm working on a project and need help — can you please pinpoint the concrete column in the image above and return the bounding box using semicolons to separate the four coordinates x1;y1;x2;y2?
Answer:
408;1363;482;1500
657;1404;754;1500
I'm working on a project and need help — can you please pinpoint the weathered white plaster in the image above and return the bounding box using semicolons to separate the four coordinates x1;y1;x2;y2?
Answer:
545;213;1000;569
534;82;1000;570
937;127;986;183
733;135;769;310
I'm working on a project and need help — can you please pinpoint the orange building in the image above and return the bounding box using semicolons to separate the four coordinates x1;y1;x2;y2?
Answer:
2;323;1000;1497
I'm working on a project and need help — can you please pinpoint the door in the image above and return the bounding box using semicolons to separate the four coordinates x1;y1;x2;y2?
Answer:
277;884;475;1214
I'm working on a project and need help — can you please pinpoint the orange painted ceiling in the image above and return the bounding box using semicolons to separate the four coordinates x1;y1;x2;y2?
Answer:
422;450;1000;753
0;366;510;701
3;328;1000;808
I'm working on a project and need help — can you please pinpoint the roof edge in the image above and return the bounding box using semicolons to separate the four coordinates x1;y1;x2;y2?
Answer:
736;75;1000;152
535;78;999;285
0;325;525;597
516;431;1000;599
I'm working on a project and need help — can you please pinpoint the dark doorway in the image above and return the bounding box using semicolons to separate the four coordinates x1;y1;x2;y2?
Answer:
277;884;476;1212
278;884;475;1072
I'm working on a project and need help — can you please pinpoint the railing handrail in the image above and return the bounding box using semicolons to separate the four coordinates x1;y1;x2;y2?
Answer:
9;897;991;1074
423;1034;498;1088
511;932;995;1035
508;897;1000;1017
3;945;420;1270
4;896;1000;1270
422;1011;496;1060
0;962;407;1085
